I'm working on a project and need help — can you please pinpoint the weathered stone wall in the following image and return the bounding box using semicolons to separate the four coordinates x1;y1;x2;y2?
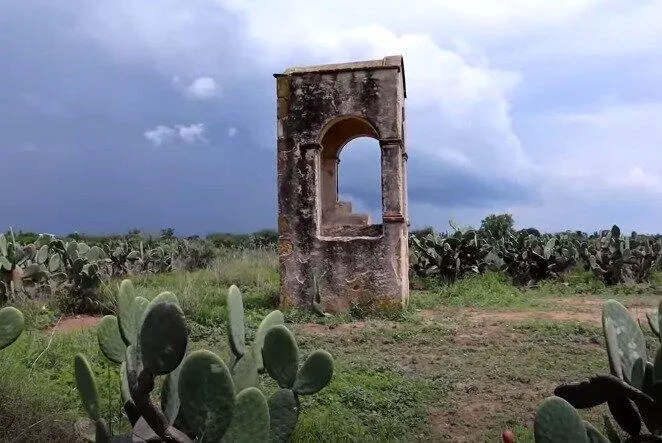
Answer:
275;56;409;314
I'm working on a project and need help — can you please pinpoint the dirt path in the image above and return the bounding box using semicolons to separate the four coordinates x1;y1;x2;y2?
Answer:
418;296;657;327
44;315;102;333
295;295;659;441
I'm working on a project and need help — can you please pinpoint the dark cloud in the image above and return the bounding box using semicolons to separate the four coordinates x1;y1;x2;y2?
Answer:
0;1;277;235
2;1;661;236
339;148;538;212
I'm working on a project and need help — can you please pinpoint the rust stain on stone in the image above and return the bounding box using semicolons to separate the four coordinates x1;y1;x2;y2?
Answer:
279;239;293;257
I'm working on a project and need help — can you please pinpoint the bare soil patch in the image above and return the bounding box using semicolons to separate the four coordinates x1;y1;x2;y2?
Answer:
299;320;400;336
418;296;658;328
45;315;102;333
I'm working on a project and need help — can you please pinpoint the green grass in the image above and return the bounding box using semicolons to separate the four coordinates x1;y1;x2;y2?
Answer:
2;260;662;441
410;269;662;312
0;327;124;441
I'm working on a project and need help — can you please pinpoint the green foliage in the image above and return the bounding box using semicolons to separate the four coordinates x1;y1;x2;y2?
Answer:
0;306;24;350
480;213;515;241
533;396;608;442
73;278;335;442
97;315;126;364
533;296;662;441
492;231;580;286
409;219;662;288
0;227;221;314
410;222;491;282
587;225;662;285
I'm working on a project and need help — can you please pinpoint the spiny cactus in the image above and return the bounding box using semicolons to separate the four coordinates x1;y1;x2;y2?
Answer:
533;396;610;442
225;284;334;441
587;225;662;285
0;306;25;350
409;224;491;282
549;298;662;441
77;279;335;442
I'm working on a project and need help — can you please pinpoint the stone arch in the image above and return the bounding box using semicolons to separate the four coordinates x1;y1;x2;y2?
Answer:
318;116;382;236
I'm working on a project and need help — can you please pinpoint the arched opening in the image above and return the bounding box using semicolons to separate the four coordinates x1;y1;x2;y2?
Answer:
319;116;383;237
338;137;382;221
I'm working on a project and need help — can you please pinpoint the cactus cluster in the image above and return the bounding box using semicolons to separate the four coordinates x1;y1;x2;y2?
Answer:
532;298;662;442
0;230;52;300
74;279;334;442
586;225;662;285
1;228;218;315
411;223;662;287
410;223;491;282
491;232;580;286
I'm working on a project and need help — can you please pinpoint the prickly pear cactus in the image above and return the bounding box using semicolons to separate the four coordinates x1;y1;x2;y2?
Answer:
178;349;236;441
534;396;590;443
97;315;126;364
221;387;270;443
79;278;336;442
293;350;334;395
253;310;284;371
0;306;24;350
139;299;188;375
268;388;299;442
602;299;647;388
74;353;101;422
227;284;247;359
261;323;334;442
263;325;299;389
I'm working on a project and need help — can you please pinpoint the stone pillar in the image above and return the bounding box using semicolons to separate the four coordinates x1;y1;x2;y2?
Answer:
380;140;405;223
274;55;409;314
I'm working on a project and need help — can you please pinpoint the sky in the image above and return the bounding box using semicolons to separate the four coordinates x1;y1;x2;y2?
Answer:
2;0;662;236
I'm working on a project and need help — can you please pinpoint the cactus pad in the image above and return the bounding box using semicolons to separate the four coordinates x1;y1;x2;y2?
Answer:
160;343;188;425
227;285;246;358
268;389;298;443
48;253;61;272
647;309;660;338
232;351;258;392
126;296;149;347
583;420;609;443
74;353;101;421
149;291;180;308
139;301;188;375
534;396;589;443
124;345;142;391
178;349;236;441
253;310;285;371
95;418;111;443
607;397;641;436
222;387;270;443
35;244;48;264
263;325;299;389
293;350;334;395
118;279;136;345
602;299;646;388
120;361;133;404
0;306;24;350
97;315;126;364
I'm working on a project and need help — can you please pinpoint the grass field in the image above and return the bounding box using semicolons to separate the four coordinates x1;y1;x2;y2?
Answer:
2;248;662;442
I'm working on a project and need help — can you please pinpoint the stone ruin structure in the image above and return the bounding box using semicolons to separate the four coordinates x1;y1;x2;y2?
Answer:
274;55;409;314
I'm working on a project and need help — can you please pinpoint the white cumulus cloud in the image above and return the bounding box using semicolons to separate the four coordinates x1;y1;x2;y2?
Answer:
177;123;206;143
144;123;206;146
184;77;218;100
144;125;176;146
